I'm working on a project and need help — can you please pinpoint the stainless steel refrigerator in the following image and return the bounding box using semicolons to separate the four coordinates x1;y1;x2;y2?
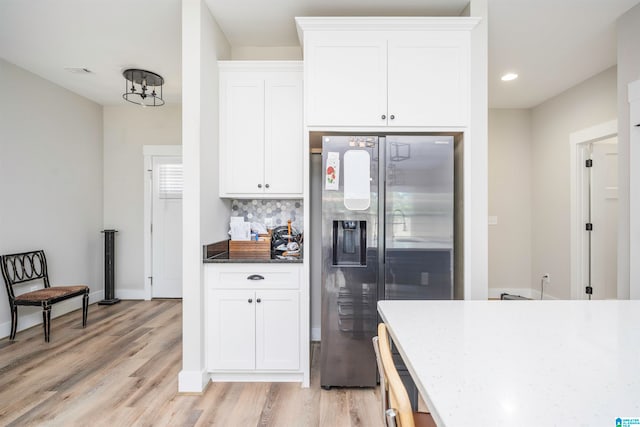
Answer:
320;135;454;388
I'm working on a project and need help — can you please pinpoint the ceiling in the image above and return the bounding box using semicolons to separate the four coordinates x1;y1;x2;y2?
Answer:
0;0;638;109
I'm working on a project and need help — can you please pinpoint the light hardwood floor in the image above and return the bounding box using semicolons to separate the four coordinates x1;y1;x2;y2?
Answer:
0;300;383;426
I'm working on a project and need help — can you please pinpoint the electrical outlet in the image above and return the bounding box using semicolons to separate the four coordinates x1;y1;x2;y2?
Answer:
542;273;550;284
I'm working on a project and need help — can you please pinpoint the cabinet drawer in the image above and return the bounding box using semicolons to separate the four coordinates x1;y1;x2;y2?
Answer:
207;264;301;290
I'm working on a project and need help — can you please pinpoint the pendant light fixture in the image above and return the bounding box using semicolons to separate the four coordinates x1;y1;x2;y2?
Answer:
122;69;164;107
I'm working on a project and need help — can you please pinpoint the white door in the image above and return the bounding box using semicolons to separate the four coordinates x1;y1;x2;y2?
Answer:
208;290;256;370
589;139;618;299
152;156;183;298
255;290;299;370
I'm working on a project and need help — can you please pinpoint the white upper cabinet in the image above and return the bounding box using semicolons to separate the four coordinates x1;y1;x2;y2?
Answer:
304;35;387;126
219;61;303;198
387;31;470;127
296;18;479;128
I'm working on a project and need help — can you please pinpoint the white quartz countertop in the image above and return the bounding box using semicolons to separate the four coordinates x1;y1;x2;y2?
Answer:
377;300;640;427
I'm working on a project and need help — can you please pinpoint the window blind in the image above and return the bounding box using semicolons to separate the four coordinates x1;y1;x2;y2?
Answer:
159;163;183;199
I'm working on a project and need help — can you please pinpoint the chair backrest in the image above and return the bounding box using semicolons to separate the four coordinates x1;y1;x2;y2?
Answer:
0;250;50;300
378;323;415;427
372;336;389;423
385;408;399;427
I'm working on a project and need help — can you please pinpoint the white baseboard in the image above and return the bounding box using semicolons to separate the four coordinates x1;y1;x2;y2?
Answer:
0;289;104;340
115;288;146;300
489;287;558;300
311;327;321;341
178;369;210;393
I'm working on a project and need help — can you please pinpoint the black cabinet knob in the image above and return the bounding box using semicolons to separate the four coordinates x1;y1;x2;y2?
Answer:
257;184;262;188
247;274;265;280
248;298;253;303
265;184;270;189
390;115;395;120
381;115;386;120
256;298;261;303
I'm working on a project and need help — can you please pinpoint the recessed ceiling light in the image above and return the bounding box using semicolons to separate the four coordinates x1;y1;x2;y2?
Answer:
501;72;518;82
64;67;92;74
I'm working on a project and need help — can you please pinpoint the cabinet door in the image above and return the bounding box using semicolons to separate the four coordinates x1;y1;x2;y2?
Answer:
264;75;303;195
387;31;470;127
305;35;387;126
208;290;256;370
220;76;265;195
255;290;300;370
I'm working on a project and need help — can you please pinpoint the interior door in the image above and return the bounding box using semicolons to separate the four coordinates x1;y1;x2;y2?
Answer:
589;138;618;299
152;156;183;298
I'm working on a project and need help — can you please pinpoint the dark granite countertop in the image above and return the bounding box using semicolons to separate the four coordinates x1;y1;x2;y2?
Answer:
204;252;302;264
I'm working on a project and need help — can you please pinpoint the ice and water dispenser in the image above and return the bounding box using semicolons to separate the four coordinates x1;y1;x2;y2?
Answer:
326;141;372;267
332;220;367;266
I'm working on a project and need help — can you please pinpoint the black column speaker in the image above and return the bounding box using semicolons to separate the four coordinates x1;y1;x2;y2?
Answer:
99;229;121;305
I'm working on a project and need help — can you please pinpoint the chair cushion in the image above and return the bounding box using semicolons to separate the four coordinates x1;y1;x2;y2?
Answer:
414;411;437;427
15;286;88;303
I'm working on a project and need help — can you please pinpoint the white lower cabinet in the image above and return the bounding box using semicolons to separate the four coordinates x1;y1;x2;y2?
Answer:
205;263;307;385
208;289;299;371
208;289;256;370
255;290;299;370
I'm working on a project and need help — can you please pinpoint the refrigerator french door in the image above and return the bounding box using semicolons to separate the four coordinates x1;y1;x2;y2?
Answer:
320;135;454;388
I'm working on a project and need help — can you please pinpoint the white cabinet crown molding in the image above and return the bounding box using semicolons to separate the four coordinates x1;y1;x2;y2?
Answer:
218;60;303;72
295;16;480;43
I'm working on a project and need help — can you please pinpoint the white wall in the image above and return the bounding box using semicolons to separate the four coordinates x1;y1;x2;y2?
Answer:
103;106;182;299
488;109;532;297
180;0;230;393
0;58;103;338
200;10;231;244
530;66;617;299
468;0;489;300
617;4;640;299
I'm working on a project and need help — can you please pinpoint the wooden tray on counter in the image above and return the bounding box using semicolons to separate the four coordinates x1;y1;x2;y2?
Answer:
229;235;271;260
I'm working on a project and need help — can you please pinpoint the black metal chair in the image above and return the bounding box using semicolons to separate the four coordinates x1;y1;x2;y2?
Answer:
0;250;89;342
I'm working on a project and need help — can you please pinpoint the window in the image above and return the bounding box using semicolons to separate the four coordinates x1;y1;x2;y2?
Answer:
159;163;183;199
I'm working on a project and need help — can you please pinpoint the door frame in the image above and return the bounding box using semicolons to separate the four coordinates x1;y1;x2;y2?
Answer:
569;120;617;300
143;145;182;300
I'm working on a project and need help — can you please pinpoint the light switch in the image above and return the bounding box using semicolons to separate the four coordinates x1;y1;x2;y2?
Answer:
488;216;498;225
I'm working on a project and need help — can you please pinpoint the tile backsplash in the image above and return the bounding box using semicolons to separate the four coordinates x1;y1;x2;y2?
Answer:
230;199;303;232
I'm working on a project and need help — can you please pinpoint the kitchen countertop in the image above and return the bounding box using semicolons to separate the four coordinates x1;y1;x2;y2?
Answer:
378;300;640;427
204;252;302;263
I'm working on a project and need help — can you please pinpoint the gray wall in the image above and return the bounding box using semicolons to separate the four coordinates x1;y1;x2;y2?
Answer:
488;109;532;295
0;58;104;338
487;67;617;299
617;3;640;299
103;105;182;298
530;66;617;299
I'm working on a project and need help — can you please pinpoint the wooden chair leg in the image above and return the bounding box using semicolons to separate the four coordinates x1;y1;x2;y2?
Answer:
9;305;17;341
82;292;89;328
42;305;52;342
